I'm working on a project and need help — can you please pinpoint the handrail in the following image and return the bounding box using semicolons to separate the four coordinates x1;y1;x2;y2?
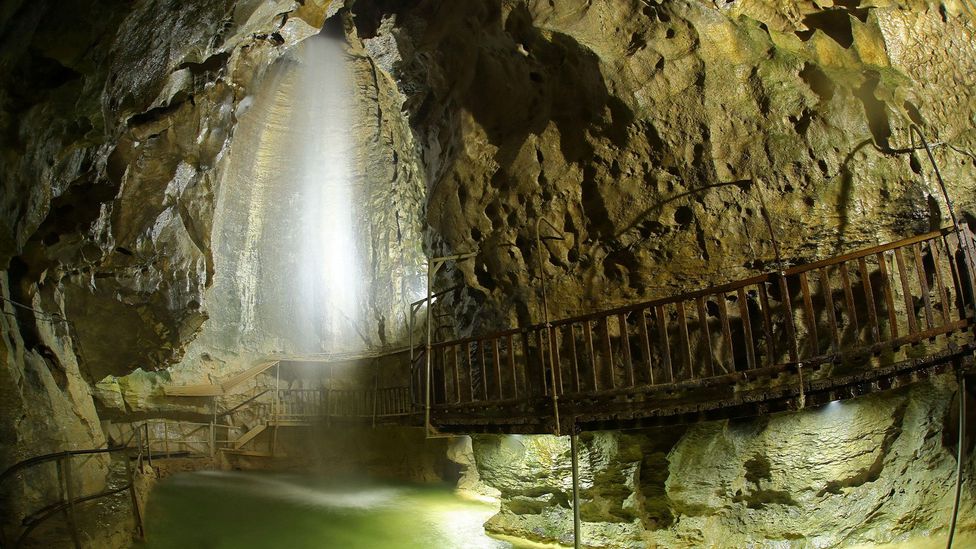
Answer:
431;226;966;350
217;388;271;417
0;423;151;549
0;423;148;486
423;224;976;421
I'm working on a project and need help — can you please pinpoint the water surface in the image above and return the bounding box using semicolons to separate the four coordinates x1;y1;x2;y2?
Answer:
142;471;521;549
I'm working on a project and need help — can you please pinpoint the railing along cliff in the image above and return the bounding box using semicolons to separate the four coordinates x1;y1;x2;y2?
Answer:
424;224;976;433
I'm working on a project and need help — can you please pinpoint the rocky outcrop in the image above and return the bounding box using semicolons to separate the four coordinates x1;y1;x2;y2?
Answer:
471;374;975;547
352;0;976;336
1;0;974;546
0;0;336;536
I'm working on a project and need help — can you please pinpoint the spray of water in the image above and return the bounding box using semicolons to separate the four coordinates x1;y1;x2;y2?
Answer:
291;35;361;347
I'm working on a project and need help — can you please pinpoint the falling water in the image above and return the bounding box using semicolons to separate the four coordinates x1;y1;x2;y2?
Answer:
290;35;362;348
180;32;369;362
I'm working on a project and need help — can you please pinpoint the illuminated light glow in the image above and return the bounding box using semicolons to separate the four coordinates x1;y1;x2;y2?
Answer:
292;34;362;349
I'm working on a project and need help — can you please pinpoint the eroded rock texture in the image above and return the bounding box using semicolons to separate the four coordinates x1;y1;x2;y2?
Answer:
1;0;974;546
472;375;976;547
0;0;337;532
351;0;976;335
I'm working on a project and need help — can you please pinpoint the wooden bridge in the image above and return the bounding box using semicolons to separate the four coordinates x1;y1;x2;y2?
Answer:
422;225;976;434
148;225;976;439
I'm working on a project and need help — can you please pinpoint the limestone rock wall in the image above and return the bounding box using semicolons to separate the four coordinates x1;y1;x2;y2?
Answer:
0;0;336;530
472;374;976;547
352;0;976;335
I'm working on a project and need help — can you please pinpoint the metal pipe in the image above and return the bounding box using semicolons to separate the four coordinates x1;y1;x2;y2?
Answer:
908;125;957;227
60;457;81;549
124;449;144;540
536;217;565;435
947;370;967;549
754;179;784;269
570;431;581;549
425;260;434;437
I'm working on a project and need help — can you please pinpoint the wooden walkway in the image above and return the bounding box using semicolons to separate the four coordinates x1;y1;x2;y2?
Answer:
423;225;976;434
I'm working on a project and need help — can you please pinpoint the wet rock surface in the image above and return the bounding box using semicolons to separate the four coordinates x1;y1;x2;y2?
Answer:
471;374;976;547
350;0;976;336
0;0;335;537
0;0;974;547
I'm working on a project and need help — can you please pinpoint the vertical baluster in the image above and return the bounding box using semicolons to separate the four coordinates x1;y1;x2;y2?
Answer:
960;223;976;308
534;329;548;396
927;240;952;325
493;338;503;400
585;321;597;391
894;247;919;334
778;274;799;363
467;342;476;402
838;263;859;343
695;297;715;377
717;294;733;374
737;287;756;370
819;267;840;351
799;272;819;356
675;301;692;379
508;334;518;399
568;325;581;392
441;347;449;404
913;244;935;329
655;304;674;382
875;252;899;340
638;309;655;384
601;316;615;389
550;326;563;394
857;256;880;343
940;233;965;321
453;345;461;403
757;283;776;366
618;313;635;387
480;340;490;400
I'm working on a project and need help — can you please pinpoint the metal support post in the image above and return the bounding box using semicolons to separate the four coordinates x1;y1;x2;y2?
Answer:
60;456;82;549
947;365;967;549
536;217;566;435
425;252;477;438
125;449;145;540
570;429;582;549
210;397;217;463
372;360;379;428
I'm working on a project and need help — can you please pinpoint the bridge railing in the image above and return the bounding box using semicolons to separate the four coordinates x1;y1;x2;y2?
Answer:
427;225;976;409
275;387;414;421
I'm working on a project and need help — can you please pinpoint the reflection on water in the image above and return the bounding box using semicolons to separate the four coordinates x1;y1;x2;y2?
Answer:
142;471;517;549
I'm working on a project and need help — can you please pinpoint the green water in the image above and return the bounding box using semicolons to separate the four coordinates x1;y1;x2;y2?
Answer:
142;471;521;549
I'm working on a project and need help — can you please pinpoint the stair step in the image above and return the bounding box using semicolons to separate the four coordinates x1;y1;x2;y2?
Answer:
232;424;267;449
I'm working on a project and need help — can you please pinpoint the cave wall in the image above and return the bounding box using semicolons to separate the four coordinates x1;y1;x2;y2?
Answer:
351;0;976;336
0;0;340;529
472;374;976;547
0;0;974;544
